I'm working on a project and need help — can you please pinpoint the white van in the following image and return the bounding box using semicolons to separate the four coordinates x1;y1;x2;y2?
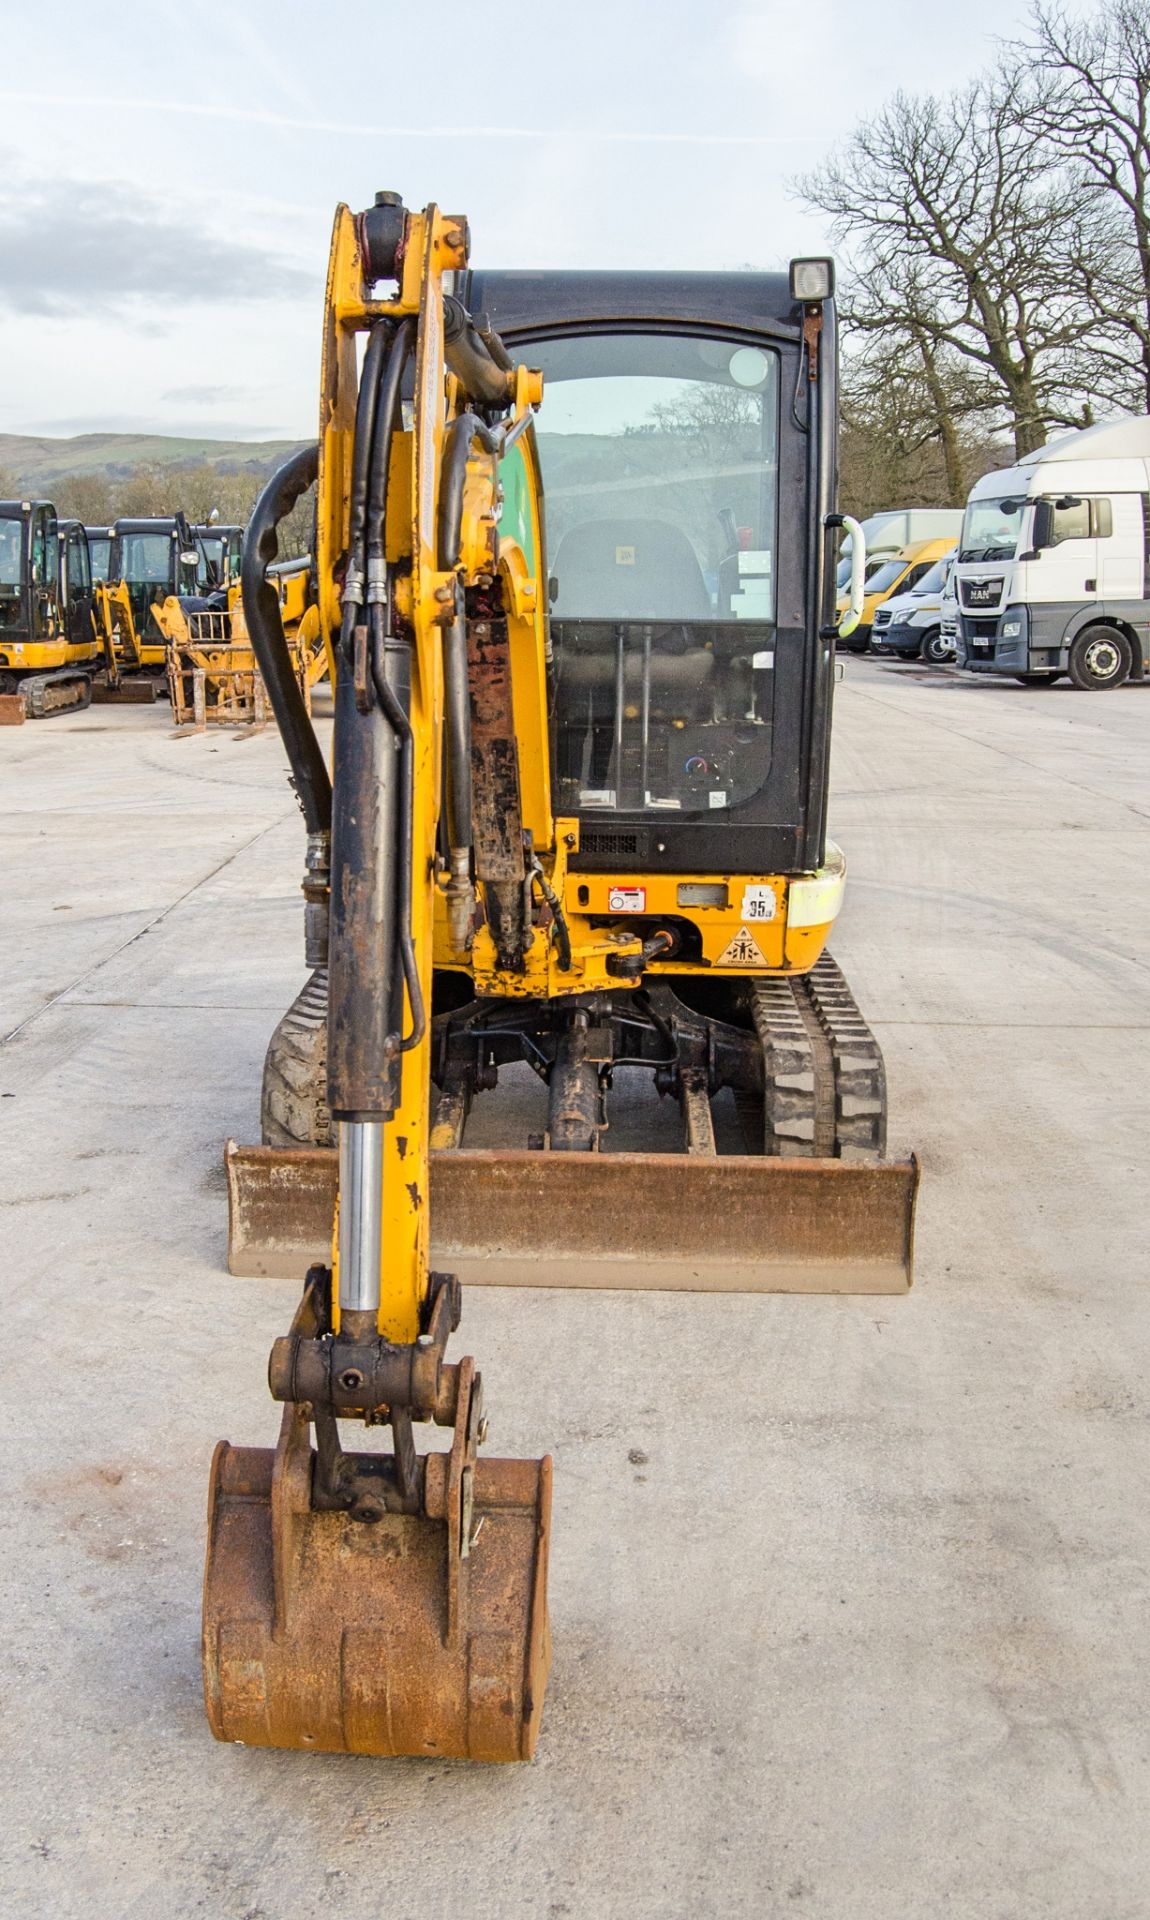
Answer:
835;507;963;595
870;548;958;662
954;418;1150;689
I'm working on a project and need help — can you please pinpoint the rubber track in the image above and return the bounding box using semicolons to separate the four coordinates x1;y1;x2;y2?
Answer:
749;952;887;1162
260;966;334;1148
22;669;92;718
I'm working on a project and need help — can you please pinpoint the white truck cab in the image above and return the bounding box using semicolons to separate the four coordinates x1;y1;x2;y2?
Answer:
954;418;1150;689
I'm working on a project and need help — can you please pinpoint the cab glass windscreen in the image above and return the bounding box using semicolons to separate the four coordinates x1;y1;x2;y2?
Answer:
959;496;1025;562
0;513;22;599
519;330;780;816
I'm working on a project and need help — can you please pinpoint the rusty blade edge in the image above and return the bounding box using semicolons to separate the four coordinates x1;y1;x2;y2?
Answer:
224;1141;919;1294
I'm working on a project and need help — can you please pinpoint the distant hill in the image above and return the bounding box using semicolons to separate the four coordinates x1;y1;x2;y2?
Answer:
0;431;306;490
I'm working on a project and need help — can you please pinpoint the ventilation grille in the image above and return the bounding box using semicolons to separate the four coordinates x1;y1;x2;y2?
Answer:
579;828;649;861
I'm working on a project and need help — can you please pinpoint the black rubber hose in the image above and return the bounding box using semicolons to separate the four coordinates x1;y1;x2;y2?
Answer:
443;297;514;407
442;611;473;855
472;311;514;373
370;609;426;1052
436;410;501;857
437;411;501;570
364;318;415;582
346;322;390;596
241;442;329;835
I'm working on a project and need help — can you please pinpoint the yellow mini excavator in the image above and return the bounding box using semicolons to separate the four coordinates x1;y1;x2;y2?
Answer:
0;503;103;720
204;194;917;1765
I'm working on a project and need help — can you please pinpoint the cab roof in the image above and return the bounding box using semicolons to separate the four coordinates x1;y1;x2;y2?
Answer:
460;269;809;345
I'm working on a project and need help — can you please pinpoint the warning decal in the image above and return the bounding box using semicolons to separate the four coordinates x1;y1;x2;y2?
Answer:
715;924;769;968
608;885;646;913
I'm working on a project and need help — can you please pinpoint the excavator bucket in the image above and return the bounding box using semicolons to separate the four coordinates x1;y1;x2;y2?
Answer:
225;1141;920;1295
203;1296;552;1761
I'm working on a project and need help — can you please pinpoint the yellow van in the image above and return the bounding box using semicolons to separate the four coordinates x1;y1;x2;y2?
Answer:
837;536;957;654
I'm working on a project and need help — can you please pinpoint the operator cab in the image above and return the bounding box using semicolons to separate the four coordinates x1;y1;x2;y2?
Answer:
194;523;244;591
85;527;112;582
0;500;59;644
56;520;94;646
461;270;837;878
110;516;201;637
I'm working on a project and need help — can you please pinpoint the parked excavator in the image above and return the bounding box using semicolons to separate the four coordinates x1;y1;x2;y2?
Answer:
92;513;202;685
204;193;917;1765
0;502;103;720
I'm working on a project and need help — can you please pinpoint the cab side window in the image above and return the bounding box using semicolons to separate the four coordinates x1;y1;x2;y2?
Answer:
1045;499;1091;546
67;529;92;604
30;517;48;585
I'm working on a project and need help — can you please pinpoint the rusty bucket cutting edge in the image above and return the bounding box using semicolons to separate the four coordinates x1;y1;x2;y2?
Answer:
202;1410;552;1762
224;1140;920;1295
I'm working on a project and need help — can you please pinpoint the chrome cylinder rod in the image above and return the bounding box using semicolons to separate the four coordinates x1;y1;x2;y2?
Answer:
338;1119;384;1315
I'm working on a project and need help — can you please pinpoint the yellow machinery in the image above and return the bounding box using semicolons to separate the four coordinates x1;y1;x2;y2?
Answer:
91;515;202;699
160;567;328;730
0;505;103;720
204;194;917;1764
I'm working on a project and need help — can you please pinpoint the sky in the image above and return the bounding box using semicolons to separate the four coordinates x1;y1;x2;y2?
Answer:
0;0;1085;443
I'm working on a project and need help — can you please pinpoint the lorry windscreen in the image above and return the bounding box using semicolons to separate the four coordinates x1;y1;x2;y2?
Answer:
514;329;780;817
960;496;1024;562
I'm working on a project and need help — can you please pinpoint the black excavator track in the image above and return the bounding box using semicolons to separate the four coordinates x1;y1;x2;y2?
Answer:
12;668;93;719
744;952;886;1161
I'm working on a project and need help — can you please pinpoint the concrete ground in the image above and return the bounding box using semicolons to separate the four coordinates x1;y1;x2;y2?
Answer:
1;660;1148;1920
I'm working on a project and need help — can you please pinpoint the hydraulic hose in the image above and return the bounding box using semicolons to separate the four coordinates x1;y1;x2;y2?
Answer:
370;610;425;1052
241;442;329;837
365;315;423;1050
443;296;515;407
437;410;500;866
437;411;501;569
343;322;391;614
364;318;415;602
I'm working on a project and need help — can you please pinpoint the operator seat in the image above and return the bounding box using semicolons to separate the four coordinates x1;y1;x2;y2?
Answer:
550;516;712;622
550;516;716;723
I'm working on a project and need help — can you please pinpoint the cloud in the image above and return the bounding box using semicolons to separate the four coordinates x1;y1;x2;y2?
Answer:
0;88;814;149
0;172;315;316
727;4;838;86
162;383;252;405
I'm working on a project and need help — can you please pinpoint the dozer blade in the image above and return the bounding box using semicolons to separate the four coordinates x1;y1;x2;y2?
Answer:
225;1141;919;1294
91;677;160;704
203;1391;552;1762
0;693;25;726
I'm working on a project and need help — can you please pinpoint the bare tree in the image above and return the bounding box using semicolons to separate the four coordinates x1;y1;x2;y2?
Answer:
841;256;1003;502
1022;1;1150;409
800;74;1109;458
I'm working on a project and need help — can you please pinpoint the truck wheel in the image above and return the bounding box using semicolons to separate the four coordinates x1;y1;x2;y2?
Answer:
1014;672;1060;686
1067;626;1131;690
920;628;951;665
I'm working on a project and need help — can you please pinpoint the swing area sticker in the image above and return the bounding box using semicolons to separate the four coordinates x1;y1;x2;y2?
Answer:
715;925;770;968
608;886;647;913
740;884;776;922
